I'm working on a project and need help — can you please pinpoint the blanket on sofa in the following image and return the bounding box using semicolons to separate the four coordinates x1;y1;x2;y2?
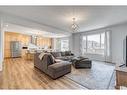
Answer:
38;52;47;60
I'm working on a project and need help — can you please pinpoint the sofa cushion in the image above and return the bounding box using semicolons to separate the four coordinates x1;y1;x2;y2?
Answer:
50;54;56;63
48;62;70;72
61;52;66;56
44;53;56;66
51;52;61;58
65;51;71;56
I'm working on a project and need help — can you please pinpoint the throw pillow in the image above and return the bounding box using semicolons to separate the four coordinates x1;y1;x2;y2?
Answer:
65;51;71;56
61;52;66;56
48;53;56;65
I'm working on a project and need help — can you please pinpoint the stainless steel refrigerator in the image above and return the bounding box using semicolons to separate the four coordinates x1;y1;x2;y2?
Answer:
10;41;21;58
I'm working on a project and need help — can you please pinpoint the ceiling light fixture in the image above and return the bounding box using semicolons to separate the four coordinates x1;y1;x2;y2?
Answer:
70;8;79;32
71;17;79;32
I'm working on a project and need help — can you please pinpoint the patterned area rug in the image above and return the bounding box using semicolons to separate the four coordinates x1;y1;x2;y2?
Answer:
65;61;115;90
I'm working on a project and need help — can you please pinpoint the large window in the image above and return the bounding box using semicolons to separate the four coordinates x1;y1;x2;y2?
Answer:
82;32;105;55
61;39;69;51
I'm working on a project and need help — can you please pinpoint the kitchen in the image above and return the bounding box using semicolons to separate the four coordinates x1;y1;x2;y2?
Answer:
4;31;52;60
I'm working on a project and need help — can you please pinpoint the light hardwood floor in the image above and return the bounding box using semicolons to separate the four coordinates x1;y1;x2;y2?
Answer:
0;58;87;89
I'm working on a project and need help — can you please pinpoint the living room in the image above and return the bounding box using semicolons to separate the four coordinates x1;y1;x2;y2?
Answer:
0;6;127;90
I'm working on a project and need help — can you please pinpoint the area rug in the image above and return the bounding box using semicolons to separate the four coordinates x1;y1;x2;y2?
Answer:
65;61;115;90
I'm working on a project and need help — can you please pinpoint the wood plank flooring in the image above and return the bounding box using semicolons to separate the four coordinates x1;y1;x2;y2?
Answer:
0;58;87;89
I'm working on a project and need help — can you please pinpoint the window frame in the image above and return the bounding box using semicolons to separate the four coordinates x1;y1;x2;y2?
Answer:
60;39;69;51
82;32;105;55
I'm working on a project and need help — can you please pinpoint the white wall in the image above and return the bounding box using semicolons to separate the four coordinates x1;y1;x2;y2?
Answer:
0;18;4;71
52;35;73;51
0;22;2;71
69;35;73;52
110;23;127;64
51;38;56;50
72;22;127;64
72;33;81;56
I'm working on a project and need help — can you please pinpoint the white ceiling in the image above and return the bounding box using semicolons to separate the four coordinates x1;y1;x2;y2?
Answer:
4;23;68;38
1;6;127;34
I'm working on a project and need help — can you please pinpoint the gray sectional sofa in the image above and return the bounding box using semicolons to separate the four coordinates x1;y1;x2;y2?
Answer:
50;51;74;61
34;51;92;79
34;53;71;79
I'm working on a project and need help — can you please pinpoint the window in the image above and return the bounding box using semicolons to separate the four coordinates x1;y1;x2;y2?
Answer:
61;39;69;51
82;32;105;55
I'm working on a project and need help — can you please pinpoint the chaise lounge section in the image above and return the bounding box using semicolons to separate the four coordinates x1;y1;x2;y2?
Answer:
34;53;71;79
